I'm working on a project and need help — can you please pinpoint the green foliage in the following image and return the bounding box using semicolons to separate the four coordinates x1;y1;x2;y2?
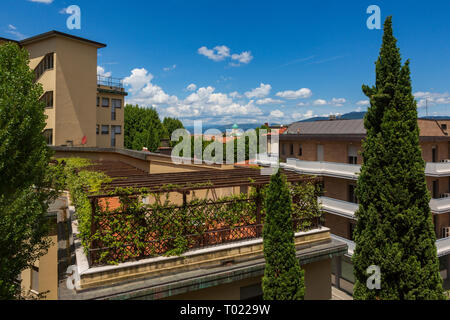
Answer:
56;158;112;250
0;42;56;299
352;16;445;300
262;171;305;300
124;104;168;152
163;117;184;144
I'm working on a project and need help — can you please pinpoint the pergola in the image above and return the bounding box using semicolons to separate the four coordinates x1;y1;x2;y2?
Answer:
84;160;320;197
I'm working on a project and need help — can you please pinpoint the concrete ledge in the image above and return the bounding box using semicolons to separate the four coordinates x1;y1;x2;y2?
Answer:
73;223;331;290
61;236;346;300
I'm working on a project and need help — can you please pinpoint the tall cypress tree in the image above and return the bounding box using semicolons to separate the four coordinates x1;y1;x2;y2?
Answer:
352;16;445;300
262;171;305;300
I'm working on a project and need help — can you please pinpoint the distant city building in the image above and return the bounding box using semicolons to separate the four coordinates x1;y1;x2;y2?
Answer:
258;118;450;294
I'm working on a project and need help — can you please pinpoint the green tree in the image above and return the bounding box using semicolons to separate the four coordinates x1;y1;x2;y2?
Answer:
262;171;305;300
352;16;445;300
163;117;184;142
0;42;55;299
124;104;167;152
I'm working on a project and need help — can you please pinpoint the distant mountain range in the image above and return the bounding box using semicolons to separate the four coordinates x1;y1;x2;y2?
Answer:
184;123;261;133
184;112;449;133
300;111;367;122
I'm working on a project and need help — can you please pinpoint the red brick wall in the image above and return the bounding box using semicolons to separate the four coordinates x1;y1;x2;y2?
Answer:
323;212;353;239
434;213;450;239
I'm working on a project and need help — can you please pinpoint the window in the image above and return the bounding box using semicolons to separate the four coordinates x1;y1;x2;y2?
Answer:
348;184;357;203
348;146;358;164
31;266;39;293
102;97;110;107
111;99;122;121
101;125;109;135
111;125;121;147
281;144;286;155
40;91;53;108
298;144;303;156
112;99;122;108
349;222;357;241
290;144;294;155
441;124;447;130
432;146;438;163
432;180;439;199
96;96;100;107
34;53;54;81
43;129;53;145
96;125;99;135
112;125;122;134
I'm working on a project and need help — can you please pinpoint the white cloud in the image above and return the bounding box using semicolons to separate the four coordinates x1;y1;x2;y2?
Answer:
292;110;315;120
59;7;69;14
255;98;284;105
97;66;111;78
123;68;177;106
413;91;450;107
229;91;242;99
356;100;370;106
28;0;53;3
5;24;25;40
123;68;153;93
123;68;262;119
270;110;284;118
163;64;176;71
313;99;327;106
230;51;253;66
186;83;197;91
276;88;312;100
330;98;346;106
198;46;253;66
198;45;230;62
245;83;271;99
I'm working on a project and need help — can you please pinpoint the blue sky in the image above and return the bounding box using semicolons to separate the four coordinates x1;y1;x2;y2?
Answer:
2;0;450;125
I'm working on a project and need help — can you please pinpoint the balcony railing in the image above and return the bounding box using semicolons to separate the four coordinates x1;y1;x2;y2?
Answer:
318;196;359;219
436;237;450;257
283;159;360;180
319;195;450;216
331;235;450;257
430;197;450;214
425;161;450;177
256;154;450;178
97;75;124;89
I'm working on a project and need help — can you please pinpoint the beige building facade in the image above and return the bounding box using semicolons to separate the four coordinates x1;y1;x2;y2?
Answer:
1;31;126;148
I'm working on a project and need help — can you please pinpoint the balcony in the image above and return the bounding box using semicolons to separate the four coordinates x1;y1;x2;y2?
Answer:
284;159;360;180
331;235;450;258
425;160;450;177
256;154;450;178
430;196;450;214
318;196;358;219
97;75;127;95
320;196;450;216
436;237;450;257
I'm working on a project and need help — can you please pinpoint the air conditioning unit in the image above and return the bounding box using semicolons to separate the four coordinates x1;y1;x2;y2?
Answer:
440;193;450;198
441;159;450;163
443;227;450;238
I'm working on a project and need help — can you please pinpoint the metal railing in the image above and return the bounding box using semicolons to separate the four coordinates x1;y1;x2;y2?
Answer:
87;196;322;266
97;75;124;89
257;154;450;178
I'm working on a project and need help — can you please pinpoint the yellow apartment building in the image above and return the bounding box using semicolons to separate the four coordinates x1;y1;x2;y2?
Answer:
0;30;126;148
